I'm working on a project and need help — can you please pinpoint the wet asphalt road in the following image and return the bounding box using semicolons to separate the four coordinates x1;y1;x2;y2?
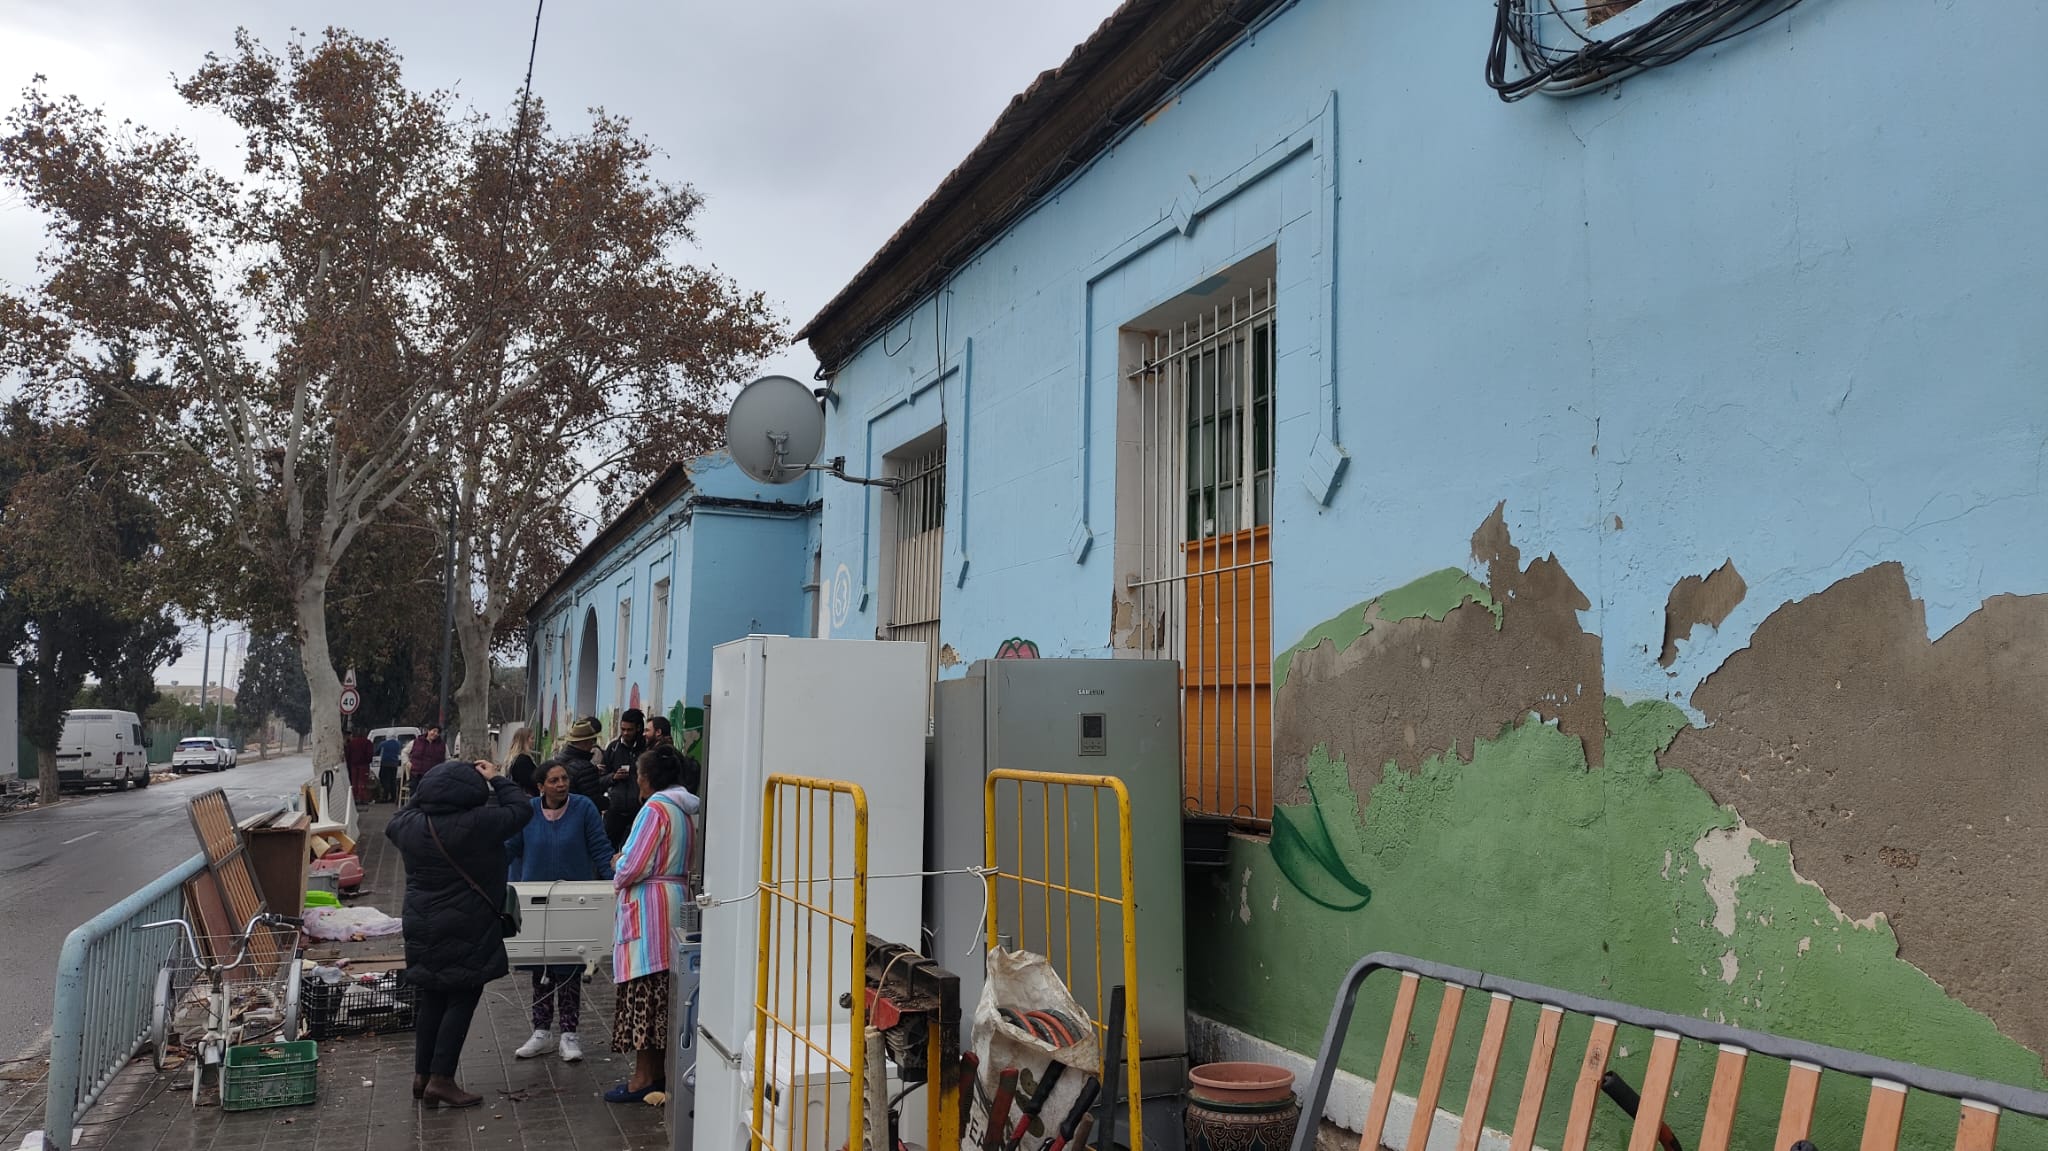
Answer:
0;754;317;1059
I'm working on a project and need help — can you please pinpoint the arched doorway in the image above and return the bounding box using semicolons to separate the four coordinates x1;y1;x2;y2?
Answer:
576;606;600;718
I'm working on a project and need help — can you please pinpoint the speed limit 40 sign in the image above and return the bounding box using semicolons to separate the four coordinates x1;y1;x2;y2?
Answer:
339;687;361;716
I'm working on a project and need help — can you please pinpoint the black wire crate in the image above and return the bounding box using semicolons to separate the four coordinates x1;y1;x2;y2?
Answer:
302;969;417;1039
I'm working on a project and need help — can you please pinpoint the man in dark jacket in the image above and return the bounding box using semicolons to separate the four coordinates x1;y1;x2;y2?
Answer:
376;733;404;803
600;709;649;852
385;758;532;1107
553;718;607;812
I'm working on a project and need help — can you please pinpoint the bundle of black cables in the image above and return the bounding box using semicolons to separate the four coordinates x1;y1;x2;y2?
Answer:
1487;0;1808;102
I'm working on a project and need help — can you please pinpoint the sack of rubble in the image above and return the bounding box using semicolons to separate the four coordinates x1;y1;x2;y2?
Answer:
963;949;1103;1151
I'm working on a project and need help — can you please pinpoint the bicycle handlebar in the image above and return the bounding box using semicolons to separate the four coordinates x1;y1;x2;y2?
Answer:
141;911;298;974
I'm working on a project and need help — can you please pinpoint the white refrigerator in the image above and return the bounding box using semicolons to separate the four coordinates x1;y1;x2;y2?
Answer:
696;637;930;1151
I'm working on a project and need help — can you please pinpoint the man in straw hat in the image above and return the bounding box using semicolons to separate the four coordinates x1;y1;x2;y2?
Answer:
551;717;609;814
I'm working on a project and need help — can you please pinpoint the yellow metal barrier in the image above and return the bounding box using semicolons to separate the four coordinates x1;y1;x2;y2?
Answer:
752;775;870;1151
984;769;1143;1151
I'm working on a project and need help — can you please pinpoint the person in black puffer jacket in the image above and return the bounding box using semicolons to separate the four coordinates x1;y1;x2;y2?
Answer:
386;758;533;1108
553;717;608;812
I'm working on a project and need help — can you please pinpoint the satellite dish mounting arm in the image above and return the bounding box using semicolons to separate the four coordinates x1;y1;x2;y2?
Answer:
770;431;900;491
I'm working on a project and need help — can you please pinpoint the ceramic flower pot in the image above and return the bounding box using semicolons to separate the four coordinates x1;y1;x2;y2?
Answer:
1187;1063;1300;1151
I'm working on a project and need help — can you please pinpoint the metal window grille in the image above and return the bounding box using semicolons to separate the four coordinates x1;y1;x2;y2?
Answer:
888;442;946;729
1127;279;1276;820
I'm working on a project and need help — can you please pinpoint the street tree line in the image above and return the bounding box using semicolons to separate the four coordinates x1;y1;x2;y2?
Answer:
0;27;781;797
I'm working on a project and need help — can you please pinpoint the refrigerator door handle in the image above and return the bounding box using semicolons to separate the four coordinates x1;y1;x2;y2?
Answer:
698;1025;742;1069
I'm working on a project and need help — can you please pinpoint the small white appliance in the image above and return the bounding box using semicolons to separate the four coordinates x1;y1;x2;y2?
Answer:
739;1024;916;1151
506;880;617;972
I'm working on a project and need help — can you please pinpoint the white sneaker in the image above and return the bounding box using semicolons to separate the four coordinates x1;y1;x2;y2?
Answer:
558;1033;584;1063
516;1029;557;1059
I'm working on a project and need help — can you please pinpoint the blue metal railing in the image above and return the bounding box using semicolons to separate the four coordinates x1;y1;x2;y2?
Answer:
43;850;206;1150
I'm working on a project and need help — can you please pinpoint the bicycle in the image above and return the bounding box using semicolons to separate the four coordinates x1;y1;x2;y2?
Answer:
141;911;305;1105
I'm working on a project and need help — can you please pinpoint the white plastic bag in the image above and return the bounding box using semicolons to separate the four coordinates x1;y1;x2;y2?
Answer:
963;949;1101;1151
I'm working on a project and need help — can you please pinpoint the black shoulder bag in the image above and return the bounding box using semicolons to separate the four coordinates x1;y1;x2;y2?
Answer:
427;817;523;937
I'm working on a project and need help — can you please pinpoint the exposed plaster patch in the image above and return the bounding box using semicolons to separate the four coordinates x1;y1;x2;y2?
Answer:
1238;867;1253;924
1666;563;2048;1060
1718;950;1740;984
938;643;962;668
1695;823;1764;938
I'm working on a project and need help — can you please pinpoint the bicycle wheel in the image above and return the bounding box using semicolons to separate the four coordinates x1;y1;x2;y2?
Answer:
149;964;175;1071
280;954;303;1040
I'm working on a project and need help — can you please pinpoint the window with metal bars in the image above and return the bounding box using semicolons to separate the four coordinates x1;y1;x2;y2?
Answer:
885;438;946;729
1124;276;1276;822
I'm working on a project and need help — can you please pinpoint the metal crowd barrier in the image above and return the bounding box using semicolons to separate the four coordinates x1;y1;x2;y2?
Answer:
984;768;1145;1151
44;851;209;1150
750;774;871;1151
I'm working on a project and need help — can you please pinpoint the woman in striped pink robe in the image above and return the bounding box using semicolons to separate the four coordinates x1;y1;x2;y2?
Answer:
605;745;701;1104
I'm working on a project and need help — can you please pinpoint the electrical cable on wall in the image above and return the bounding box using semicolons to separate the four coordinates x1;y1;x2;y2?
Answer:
1486;0;1807;101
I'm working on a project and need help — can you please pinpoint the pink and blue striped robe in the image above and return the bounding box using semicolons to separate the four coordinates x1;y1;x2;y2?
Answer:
612;786;698;983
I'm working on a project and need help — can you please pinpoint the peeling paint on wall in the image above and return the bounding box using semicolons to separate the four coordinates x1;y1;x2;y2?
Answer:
1272;567;1499;690
1272;509;1604;804
1665;561;2048;1065
1195;527;2048;1150
1659;561;1747;667
1191;700;2048;1150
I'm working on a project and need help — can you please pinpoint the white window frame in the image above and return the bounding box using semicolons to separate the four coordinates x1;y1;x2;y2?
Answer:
649;577;671;715
614;596;632;714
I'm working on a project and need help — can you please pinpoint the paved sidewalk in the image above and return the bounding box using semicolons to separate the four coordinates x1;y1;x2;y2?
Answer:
58;801;671;1151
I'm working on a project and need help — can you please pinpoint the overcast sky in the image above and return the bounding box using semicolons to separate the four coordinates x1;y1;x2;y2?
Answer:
0;0;1118;685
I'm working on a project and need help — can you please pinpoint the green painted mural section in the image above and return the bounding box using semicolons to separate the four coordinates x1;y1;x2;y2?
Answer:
1272;568;1499;689
1189;699;2048;1149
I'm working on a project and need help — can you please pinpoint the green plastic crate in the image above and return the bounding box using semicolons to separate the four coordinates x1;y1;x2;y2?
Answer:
221;1040;318;1111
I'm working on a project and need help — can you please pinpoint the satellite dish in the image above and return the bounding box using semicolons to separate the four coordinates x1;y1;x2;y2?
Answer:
727;375;825;485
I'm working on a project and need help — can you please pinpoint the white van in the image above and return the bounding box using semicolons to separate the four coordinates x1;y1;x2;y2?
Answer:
57;709;151;792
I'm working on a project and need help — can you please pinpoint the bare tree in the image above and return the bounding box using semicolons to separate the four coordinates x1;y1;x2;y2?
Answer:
0;30;761;768
429;104;781;754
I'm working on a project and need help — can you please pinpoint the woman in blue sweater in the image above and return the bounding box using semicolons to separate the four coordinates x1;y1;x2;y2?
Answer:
505;761;613;1062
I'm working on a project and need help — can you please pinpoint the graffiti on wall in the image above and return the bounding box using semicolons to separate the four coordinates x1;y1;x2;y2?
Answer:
666;701;706;757
994;637;1040;660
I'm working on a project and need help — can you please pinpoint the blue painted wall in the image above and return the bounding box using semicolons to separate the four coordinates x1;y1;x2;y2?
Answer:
805;0;2048;1111
531;451;813;739
815;0;2047;702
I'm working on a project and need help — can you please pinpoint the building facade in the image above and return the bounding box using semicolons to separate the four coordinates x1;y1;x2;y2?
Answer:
798;0;2048;1147
525;451;816;755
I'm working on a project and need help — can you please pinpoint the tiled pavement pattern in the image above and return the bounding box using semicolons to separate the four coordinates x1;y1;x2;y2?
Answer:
33;802;672;1151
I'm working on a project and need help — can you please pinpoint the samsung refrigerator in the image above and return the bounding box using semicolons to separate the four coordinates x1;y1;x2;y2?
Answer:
931;658;1187;1151
696;637;930;1151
